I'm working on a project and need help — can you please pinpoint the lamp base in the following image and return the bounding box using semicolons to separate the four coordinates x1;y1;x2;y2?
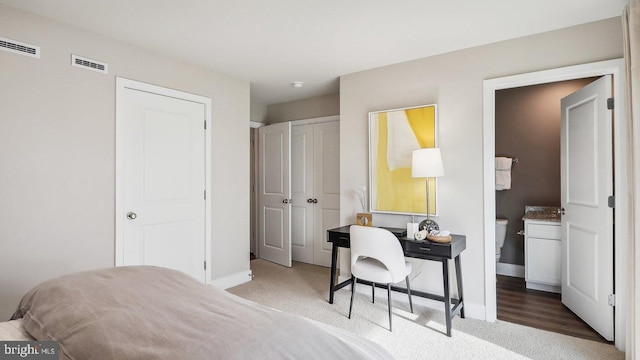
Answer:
419;219;439;234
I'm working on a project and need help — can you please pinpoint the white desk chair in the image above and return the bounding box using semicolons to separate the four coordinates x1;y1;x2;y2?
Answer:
348;225;413;331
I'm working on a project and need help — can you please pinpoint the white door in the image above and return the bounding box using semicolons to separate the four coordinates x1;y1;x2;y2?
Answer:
290;122;340;267
118;85;207;282
291;124;314;264
313;121;340;267
258;122;292;267
560;75;614;341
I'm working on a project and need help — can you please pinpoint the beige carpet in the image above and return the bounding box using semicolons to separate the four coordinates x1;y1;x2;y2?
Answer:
228;259;623;360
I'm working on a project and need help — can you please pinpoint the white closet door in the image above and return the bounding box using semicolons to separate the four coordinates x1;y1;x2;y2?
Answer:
313;122;340;267
291;124;314;264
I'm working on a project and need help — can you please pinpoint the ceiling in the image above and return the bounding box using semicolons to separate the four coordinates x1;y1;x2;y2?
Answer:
0;0;626;106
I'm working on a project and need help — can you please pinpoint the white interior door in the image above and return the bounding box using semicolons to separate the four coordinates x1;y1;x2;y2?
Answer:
560;75;614;341
258;122;292;267
313;121;340;267
119;85;206;282
291;124;314;264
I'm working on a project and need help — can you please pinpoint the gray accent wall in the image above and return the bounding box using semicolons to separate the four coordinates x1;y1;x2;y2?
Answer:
495;78;596;266
0;5;250;318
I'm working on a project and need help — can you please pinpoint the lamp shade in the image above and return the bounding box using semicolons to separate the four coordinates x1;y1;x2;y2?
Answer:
412;148;444;178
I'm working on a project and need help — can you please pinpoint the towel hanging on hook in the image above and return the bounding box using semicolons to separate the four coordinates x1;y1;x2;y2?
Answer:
495;157;513;190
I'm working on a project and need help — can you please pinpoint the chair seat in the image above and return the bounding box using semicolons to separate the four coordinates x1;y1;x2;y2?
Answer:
352;257;412;284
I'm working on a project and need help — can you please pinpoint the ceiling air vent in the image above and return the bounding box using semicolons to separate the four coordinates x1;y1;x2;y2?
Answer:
71;54;108;74
0;36;40;58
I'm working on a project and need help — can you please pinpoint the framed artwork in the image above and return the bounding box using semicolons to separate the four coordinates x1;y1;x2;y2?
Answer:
368;104;437;215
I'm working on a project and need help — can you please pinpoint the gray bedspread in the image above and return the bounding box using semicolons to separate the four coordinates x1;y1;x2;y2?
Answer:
11;266;393;360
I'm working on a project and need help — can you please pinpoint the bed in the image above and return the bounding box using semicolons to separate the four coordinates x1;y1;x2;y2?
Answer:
3;266;393;359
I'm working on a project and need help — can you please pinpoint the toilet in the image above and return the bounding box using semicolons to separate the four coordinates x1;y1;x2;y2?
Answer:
495;219;508;263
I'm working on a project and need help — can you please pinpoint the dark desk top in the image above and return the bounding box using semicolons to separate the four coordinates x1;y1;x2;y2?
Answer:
327;225;466;260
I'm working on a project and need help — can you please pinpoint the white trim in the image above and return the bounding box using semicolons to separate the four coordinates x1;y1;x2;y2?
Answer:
210;270;253;289
496;263;525;278
526;282;561;294
115;77;213;285
250;121;264;128
289;114;339;126
482;59;628;351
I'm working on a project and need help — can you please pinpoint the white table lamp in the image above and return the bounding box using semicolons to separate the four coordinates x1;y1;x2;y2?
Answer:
412;148;444;233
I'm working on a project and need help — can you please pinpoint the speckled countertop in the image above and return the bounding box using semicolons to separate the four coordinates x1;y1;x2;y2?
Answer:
522;206;561;222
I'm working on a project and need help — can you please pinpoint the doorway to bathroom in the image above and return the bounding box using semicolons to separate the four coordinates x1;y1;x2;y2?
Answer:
493;78;607;342
482;59;629;350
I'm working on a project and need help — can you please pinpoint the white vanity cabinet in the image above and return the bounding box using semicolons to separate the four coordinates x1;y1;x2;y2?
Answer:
524;220;561;293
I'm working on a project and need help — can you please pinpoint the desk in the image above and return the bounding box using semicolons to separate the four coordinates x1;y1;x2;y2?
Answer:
326;225;466;336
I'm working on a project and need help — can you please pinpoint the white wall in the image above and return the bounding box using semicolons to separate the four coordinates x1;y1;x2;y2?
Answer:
250;101;267;124
339;17;623;317
0;5;250;318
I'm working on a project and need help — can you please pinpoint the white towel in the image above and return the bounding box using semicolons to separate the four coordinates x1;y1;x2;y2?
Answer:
495;157;512;190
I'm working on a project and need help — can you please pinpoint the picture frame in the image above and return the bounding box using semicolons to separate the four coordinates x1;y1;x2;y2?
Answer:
368;104;438;215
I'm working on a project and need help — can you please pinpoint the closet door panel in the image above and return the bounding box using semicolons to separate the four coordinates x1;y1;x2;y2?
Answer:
291;125;314;264
313;122;340;267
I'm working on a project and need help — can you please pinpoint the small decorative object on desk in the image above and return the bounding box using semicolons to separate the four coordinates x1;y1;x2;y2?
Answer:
414;229;428;240
419;218;439;233
426;230;452;243
356;213;373;226
406;220;419;239
355;186;372;226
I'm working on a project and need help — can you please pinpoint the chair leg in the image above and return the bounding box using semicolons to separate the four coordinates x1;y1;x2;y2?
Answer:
349;275;356;319
387;283;393;332
406;276;414;313
372;282;375;303
387;283;392;331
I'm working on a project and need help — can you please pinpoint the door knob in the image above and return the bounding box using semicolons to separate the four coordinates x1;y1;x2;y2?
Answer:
558;208;565;215
127;212;137;220
282;199;288;204
307;198;313;203
312;199;318;203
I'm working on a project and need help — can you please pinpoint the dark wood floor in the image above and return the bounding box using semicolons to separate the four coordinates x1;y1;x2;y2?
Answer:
497;275;611;343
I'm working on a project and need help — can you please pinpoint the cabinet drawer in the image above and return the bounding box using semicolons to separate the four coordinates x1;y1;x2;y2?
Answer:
404;240;450;258
527;223;560;239
327;230;350;247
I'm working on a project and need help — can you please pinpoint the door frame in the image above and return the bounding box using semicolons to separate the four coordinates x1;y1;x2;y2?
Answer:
115;77;212;284
482;59;628;350
250;121;264;258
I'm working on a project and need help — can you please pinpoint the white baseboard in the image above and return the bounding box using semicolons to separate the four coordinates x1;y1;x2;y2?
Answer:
496;262;524;278
211;269;253;289
526;281;561;294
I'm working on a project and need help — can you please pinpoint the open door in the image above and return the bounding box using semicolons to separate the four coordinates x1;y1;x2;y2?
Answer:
560;75;614;341
258;122;292;267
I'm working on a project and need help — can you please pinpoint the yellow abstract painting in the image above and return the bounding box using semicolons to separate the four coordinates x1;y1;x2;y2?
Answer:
369;104;437;215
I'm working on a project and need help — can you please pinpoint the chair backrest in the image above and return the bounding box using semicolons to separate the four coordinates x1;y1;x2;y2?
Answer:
349;225;407;283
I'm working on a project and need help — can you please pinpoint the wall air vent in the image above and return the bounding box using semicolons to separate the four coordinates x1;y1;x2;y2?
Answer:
71;54;108;74
0;36;40;58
